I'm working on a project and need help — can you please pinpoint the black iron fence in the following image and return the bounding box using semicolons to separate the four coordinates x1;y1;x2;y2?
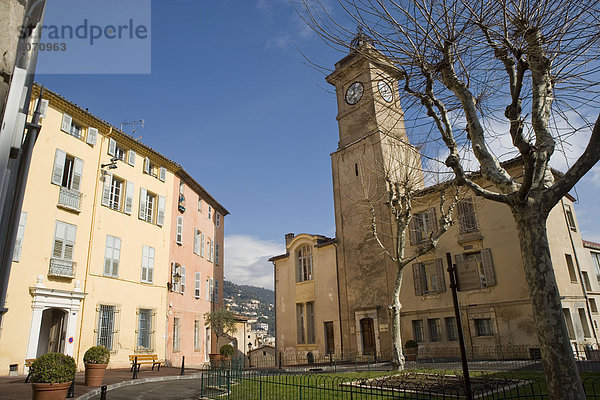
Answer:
199;369;600;399
243;345;600;373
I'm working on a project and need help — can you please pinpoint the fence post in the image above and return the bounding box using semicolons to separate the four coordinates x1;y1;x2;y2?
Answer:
100;385;107;400
278;352;282;369
201;372;204;398
180;355;185;376
66;377;75;398
133;356;138;379
227;369;230;399
259;379;263;400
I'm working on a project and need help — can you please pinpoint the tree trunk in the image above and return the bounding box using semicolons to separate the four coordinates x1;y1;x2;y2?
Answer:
390;269;405;370
513;203;585;400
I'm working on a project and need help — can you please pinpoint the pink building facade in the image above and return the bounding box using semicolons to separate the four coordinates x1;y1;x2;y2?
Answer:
166;170;227;366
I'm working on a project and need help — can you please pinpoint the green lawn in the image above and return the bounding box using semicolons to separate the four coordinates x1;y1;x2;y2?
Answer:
202;369;600;400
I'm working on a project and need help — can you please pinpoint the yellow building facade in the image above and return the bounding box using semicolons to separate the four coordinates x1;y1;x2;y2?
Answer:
0;85;226;375
272;40;600;362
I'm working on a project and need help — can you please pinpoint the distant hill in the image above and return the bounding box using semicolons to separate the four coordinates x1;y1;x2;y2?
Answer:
223;280;275;335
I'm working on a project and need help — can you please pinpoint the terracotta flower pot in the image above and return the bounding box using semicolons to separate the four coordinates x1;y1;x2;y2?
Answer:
31;381;71;400
84;363;108;386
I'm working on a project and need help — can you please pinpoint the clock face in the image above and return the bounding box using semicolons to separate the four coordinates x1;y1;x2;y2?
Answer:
345;82;364;105
378;80;393;102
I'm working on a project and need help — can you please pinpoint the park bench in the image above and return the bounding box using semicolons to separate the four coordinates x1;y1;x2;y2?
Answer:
128;354;163;372
24;358;35;382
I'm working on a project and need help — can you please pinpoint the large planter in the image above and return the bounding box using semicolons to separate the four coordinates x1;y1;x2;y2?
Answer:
84;363;107;386
31;381;71;400
405;347;418;362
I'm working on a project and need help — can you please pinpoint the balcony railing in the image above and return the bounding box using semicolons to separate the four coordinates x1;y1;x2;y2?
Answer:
49;258;76;278
58;187;82;212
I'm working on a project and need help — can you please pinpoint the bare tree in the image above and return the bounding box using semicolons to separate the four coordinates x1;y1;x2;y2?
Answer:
301;0;600;397
369;172;456;370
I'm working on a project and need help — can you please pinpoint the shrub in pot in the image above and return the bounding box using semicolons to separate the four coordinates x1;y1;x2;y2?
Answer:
219;344;234;358
30;353;76;400
83;345;110;386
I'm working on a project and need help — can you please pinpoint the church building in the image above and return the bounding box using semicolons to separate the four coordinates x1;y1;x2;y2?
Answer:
271;34;600;362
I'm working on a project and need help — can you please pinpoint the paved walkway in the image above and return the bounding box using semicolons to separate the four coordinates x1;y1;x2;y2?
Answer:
84;377;206;400
0;367;204;400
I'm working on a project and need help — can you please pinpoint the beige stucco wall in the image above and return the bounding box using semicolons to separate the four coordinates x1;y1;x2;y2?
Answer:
0;87;180;374
274;234;340;360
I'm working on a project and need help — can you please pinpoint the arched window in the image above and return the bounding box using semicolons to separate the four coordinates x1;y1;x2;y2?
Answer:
296;245;313;282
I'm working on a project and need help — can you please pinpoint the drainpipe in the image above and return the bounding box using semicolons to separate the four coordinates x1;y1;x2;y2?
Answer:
76;128;109;365
561;198;599;347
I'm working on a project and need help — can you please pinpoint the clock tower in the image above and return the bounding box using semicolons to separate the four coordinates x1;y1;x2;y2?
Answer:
326;32;423;357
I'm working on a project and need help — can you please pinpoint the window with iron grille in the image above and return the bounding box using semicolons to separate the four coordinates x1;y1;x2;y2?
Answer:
173;318;180;351
428;318;441;342
474;318;493;337
97;305;116;350
137;308;153;351
457;198;478;234
445;317;458;341
412;320;424;342
194;320;201;350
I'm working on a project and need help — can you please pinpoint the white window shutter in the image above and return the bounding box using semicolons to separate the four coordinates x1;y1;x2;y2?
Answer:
144;157;151;174
71;157;84;191
200;233;204;257
124;181;134;215
128;150;136;166
101;172;113;207
139;187;147;220
113;237;121;277
87;127;98;146
104;236;114;275
108;138;117;156
13;212;27;262
176;216;183;244
148;247;155;283
215;243;219;265
159;167;166;182
206;280;210;301
61;114;72;133
157;195;166;226
141;245;149;282
181;266;186;293
34;99;49;118
193;229;199;254
51;149;66;185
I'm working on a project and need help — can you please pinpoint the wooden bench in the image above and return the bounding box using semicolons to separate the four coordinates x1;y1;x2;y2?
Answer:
128;354;163;372
24;358;35;383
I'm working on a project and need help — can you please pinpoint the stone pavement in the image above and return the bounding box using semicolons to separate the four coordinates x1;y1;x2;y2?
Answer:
0;366;205;400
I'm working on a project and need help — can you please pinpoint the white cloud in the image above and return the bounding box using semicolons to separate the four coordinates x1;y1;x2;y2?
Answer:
224;235;284;290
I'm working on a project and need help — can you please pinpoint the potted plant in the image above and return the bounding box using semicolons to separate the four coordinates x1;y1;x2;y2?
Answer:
204;309;238;365
83;345;110;386
220;344;234;359
404;340;419;362
30;353;76;400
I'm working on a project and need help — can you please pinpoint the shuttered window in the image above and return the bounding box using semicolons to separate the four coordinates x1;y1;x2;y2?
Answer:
141;245;155;283
173;318;180;351
193;229;201;255
180;266;186;293
200;233;205;257
13;212;27;262
171;263;180;292
124;181;134;215
194;320;201;350
409;208;438;245
139;188;159;224
176;216;183;245
108;177;123;211
195;272;201;298
52;221;76;261
412;258;445;295
455;249;497;288
52;149;83;191
104;235;121;277
215;243;220;265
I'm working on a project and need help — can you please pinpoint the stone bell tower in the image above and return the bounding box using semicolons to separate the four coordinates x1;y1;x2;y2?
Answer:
326;31;423;357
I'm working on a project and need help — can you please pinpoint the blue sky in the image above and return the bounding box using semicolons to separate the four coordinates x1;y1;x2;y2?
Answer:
35;0;600;289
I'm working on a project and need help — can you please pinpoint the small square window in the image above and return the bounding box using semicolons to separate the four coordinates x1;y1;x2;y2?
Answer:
474;318;493;337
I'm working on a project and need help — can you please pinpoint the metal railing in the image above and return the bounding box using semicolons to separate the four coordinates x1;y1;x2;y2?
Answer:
48;258;76;278
198;368;600;399
58;187;82;211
